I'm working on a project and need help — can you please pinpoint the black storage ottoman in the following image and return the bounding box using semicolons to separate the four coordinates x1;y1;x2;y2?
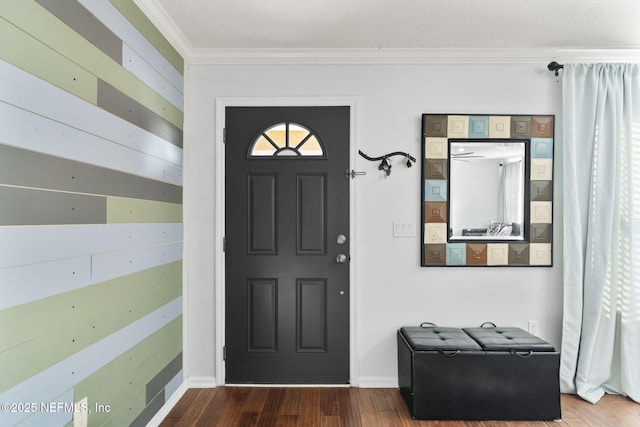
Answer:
397;324;561;420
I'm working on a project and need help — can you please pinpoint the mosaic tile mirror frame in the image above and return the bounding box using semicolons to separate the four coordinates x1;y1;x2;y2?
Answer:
421;114;554;267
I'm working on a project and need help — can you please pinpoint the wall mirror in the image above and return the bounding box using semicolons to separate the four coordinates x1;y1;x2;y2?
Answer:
421;114;554;267
449;140;528;241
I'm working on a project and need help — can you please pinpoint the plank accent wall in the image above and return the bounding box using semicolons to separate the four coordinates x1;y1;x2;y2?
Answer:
0;0;184;426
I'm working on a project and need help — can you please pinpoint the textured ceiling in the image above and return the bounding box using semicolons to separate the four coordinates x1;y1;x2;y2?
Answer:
148;0;640;51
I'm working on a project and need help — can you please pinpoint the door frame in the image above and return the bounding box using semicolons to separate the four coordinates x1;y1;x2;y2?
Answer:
214;97;359;385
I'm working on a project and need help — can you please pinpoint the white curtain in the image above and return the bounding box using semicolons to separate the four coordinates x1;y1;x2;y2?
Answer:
561;63;640;403
498;160;523;226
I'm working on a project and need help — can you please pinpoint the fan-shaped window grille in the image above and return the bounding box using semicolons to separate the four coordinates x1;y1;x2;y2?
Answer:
249;122;325;158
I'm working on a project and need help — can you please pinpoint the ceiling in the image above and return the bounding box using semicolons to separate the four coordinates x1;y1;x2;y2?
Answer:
138;0;640;61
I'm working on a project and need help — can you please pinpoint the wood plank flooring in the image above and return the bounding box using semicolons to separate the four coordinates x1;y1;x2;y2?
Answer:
160;387;640;427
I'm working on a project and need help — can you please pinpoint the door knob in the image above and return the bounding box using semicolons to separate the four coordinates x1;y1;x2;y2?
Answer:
336;253;348;264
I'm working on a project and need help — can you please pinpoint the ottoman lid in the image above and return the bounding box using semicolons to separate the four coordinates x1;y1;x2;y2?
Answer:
400;326;483;351
463;327;556;352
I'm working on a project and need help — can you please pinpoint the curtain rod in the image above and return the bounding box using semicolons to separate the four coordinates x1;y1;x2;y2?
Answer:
547;61;564;76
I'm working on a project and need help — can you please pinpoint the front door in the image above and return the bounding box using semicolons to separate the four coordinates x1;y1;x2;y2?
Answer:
225;106;350;383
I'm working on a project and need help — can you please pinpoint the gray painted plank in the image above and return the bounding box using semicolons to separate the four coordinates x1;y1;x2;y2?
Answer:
0;144;182;204
130;388;165;427
145;352;182;405
35;0;123;64
97;80;183;147
0;186;106;225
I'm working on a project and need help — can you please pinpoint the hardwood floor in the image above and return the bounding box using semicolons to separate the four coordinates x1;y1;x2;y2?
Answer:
159;387;639;427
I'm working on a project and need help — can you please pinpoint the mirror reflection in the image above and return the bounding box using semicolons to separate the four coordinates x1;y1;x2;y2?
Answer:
449;141;526;241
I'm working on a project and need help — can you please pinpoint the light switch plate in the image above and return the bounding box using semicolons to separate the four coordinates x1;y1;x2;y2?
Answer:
393;221;416;237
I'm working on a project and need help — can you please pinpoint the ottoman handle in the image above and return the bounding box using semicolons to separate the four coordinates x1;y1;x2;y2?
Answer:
420;322;437;328
509;349;534;358
438;350;460;357
480;321;497;328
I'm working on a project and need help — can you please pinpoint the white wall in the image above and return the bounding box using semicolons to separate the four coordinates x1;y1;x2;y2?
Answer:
184;62;563;386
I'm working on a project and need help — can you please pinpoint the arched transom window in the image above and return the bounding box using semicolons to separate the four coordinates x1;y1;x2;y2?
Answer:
249;122;326;158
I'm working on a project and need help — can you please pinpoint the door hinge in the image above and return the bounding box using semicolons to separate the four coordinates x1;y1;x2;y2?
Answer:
223;236;226;252
223;128;227;144
223;345;226;361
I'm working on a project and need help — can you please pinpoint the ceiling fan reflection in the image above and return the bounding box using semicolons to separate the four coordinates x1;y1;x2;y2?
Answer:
452;151;484;161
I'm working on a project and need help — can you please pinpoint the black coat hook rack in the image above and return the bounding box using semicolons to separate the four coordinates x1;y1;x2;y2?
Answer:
358;150;416;176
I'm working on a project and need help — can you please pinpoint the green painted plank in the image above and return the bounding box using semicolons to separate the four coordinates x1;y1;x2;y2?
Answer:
108;0;183;75
0;290;182;393
99;388;147;427
130;390;165;427
73;322;181;426
74;328;180;412
0;17;97;104
107;196;182;223
1;0;183;129
0;289;182;393
0;264;182;392
0;261;182;354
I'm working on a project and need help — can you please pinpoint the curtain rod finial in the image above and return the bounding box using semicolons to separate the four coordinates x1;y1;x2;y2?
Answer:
548;61;564;76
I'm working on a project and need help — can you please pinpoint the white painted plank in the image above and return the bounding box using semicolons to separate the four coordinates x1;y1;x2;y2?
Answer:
0;257;91;310
0;101;182;186
76;0;183;93
0;59;182;167
0;241;182;310
0;298;182;426
91;242;183;284
0;223;183;268
123;43;183;111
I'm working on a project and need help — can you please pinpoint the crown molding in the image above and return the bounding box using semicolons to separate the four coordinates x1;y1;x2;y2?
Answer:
186;47;640;65
133;0;193;59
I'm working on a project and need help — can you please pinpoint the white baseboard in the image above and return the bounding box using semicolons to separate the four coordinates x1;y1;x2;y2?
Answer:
187;375;219;388
225;383;351;388
186;376;397;388
357;377;399;388
146;381;189;427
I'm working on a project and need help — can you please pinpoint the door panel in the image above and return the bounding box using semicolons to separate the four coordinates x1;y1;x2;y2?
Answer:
297;278;327;352
248;278;278;352
225;106;350;384
247;174;277;254
297;174;326;254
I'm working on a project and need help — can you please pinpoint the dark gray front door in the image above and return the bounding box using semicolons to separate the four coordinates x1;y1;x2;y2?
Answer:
225;106;350;384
